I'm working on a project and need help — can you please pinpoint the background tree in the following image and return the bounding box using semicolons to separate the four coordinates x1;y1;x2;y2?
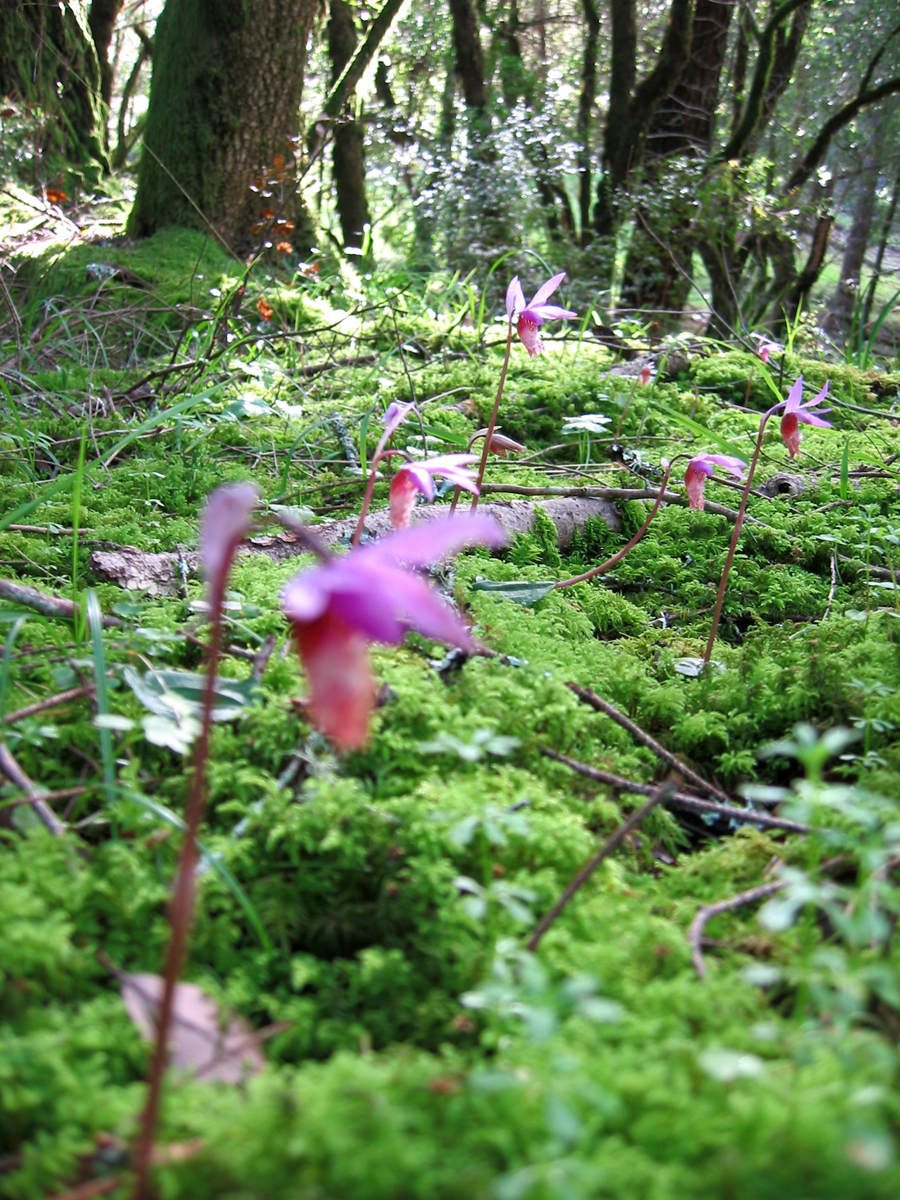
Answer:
0;0;108;183
128;0;320;249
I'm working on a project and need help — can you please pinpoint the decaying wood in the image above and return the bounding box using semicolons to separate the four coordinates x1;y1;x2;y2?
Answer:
90;498;621;596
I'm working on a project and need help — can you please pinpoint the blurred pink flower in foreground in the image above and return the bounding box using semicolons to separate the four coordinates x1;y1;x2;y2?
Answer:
639;364;654;386
389;454;480;528
281;515;506;748
684;454;747;511
506;273;576;357
199;483;259;593
780;377;831;459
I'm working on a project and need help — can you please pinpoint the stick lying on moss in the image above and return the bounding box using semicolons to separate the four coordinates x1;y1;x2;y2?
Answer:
541;750;812;835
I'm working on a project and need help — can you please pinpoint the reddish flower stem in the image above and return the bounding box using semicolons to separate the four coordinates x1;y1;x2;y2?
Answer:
469;320;515;513
702;408;778;663
131;576;227;1200
554;465;673;589
352;428;406;546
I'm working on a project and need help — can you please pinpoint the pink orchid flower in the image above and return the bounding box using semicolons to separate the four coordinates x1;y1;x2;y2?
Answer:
199;483;259;593
389;454;480;528
780;377;831;459
757;338;782;365
382;401;415;437
281;515;506;749
505;272;576;357
639;364;654;386
684;454;747;511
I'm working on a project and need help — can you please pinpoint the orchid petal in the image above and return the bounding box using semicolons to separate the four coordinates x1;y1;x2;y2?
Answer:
783;376;804;413
529;271;567;309
406;463;435;501
388;569;477;648
531;304;577;321
797;411;832;428
384;401;415;439
506;276;526;318
364;514;507;570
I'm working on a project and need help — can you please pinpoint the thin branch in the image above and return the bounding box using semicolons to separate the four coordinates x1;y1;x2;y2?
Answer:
688;879;787;978
566;683;734;803
526;782;674;951
1;685;94;725
0;579;121;628
0;743;66;834
542;749;812;834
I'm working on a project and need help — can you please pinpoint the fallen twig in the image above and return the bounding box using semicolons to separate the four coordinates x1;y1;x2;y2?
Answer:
527;782;675;951
1;684;94;725
688;854;848;978
0;579;121;628
0;743;66;834
566;683;733;804
688;880;787;979
541;749;811;835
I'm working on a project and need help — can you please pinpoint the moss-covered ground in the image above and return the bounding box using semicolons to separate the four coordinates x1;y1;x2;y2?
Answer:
3;209;900;1198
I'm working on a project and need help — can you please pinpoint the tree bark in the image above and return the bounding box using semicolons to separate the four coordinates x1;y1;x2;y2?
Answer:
644;0;735;159
448;0;488;112
620;0;735;318
577;0;601;244
88;0;125;109
824;147;880;336
328;0;371;256
862;156;900;327
128;0;319;250
0;0;107;180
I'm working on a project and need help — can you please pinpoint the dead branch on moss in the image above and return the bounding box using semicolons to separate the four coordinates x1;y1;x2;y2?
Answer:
527;782;675;951
0;743;66;835
688;855;849;978
566;683;733;804
1;684;95;725
688;880;788;979
0;579;121;628
541;749;812;835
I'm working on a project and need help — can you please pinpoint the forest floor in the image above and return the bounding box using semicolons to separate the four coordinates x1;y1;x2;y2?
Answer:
3;190;900;1200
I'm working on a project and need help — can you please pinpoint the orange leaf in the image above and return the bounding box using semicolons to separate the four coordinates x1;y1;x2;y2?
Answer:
256;297;274;321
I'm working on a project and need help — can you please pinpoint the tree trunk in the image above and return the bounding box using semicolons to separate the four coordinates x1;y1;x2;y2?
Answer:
128;0;318;251
644;0;735;159
88;0;125;110
824;150;880;336
0;0;107;182
862;156;900;327
577;0;601;245
328;0;371;257
448;0;488;112
620;0;735;322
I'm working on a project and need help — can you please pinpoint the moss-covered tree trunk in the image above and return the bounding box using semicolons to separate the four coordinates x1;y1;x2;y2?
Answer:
0;0;107;182
128;0;318;251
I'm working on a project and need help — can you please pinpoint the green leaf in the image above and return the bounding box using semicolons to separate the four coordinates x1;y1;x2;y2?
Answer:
471;580;556;606
123;666;259;722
